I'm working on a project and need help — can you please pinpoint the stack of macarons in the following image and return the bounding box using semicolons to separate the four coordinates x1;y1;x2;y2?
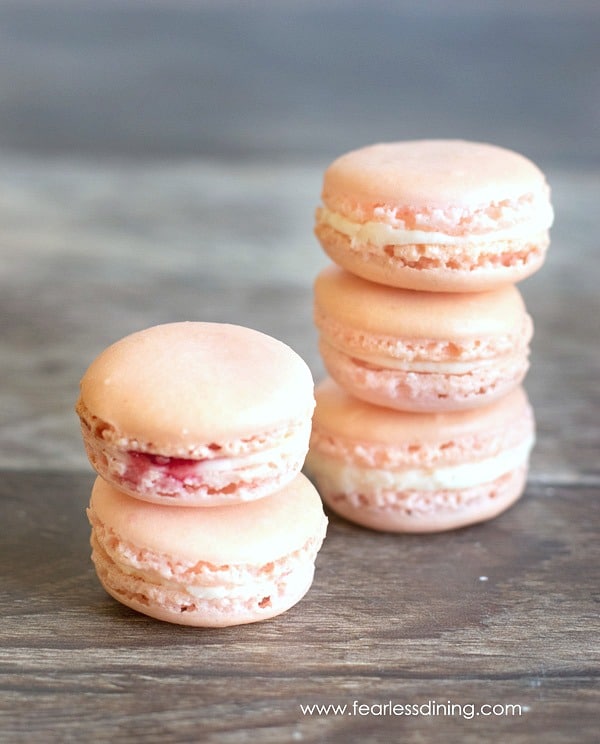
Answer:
307;139;553;533
76;322;327;626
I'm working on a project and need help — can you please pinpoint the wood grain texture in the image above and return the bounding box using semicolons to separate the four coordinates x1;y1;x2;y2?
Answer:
1;472;598;743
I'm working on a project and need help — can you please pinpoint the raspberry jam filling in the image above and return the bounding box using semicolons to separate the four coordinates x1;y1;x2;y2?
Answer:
125;451;204;482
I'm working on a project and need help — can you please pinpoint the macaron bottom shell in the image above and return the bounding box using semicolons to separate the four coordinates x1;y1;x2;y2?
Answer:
319;339;529;413
91;531;318;627
316;224;548;293
80;418;311;506
314;465;527;534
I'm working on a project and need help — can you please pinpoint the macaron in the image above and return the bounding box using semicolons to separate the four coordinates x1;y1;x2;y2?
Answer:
306;378;535;533
315;140;553;292
76;322;315;506
314;265;533;412
88;474;328;626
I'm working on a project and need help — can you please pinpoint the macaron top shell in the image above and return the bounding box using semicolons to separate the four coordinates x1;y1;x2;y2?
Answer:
90;473;326;566
321;140;552;219
77;322;314;451
314;265;529;340
312;377;532;450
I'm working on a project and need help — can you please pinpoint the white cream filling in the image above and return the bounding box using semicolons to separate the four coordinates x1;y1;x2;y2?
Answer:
309;438;534;492
318;206;553;248
122;565;314;602
182;565;313;601
325;342;519;373
183;580;279;600
113;558;284;600
96;530;319;603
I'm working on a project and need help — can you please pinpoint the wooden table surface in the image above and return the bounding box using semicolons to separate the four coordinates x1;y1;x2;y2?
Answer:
1;3;598;742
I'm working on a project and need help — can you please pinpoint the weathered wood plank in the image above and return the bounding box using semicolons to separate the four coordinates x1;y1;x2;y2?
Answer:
1;472;597;742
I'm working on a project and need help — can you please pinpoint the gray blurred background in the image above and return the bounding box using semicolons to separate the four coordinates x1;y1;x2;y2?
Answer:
0;0;598;166
1;0;599;470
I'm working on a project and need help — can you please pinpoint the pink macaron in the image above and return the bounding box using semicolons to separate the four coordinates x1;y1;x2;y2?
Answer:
88;474;328;626
306;378;535;533
76;322;315;506
314;265;532;412
315;140;553;292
